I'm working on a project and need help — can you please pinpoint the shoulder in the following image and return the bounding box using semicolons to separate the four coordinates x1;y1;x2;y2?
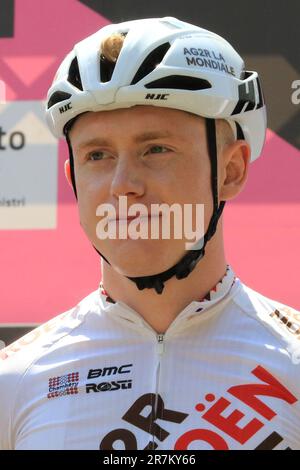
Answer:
231;280;300;364
0;290;100;367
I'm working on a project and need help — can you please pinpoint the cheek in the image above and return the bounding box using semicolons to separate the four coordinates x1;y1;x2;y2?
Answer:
75;170;109;232
164;158;213;234
167;158;211;205
76;166;107;202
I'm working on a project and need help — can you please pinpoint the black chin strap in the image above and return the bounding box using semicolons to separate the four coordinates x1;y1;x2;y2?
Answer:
65;118;225;294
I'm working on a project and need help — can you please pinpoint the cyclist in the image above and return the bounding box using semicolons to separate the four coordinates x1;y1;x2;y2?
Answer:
0;17;299;450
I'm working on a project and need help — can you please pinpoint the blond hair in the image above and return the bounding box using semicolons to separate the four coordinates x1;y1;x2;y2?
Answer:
101;33;125;62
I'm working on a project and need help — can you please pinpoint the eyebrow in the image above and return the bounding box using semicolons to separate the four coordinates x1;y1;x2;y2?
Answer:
76;131;174;150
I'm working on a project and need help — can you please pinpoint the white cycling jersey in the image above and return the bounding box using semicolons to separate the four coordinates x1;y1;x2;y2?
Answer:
0;266;300;450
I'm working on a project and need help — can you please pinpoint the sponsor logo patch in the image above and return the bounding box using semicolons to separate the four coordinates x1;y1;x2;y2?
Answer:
47;371;79;399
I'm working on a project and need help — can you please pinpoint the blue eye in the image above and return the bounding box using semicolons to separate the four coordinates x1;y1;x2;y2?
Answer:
147;146;169;154
88;151;104;161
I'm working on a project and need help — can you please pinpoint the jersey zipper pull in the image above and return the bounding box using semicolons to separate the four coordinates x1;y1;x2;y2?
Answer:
157;334;165;355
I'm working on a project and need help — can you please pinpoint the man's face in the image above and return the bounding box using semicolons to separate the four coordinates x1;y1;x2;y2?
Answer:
69;106;214;277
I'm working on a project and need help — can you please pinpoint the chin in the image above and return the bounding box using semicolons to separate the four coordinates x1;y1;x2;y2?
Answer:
97;239;183;277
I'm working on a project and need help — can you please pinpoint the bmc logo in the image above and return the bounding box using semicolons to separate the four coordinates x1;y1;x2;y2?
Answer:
59;102;72;114
86;380;132;393
87;364;133;379
145;93;170;101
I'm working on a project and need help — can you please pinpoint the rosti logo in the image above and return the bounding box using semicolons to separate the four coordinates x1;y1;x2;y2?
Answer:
86;380;132;393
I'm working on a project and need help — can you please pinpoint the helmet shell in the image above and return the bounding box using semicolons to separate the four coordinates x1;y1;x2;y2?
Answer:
46;17;266;161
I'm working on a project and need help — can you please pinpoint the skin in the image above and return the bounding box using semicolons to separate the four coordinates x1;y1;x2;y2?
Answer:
66;105;250;333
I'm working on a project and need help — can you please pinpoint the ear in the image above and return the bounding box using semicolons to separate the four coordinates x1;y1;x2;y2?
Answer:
64;159;73;187
219;140;251;201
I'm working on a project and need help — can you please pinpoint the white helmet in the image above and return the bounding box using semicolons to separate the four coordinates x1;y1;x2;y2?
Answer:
46;16;266;162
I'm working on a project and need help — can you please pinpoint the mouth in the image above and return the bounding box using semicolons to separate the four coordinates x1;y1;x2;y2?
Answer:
108;214;161;223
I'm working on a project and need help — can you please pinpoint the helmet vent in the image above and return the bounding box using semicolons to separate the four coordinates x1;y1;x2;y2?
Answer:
47;91;72;109
145;75;212;91
100;32;127;83
131;42;171;85
67;57;83;90
100;55;117;83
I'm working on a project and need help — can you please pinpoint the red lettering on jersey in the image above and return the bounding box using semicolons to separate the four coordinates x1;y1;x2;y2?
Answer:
19;329;41;346
175;429;229;450
0;312;70;360
0;350;8;360
0;343;22;360
202;397;263;444
228;365;298;420
43;311;69;333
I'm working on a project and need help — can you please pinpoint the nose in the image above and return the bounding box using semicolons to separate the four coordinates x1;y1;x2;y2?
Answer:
110;157;145;199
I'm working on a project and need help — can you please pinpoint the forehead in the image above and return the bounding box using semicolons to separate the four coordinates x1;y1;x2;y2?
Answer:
69;106;205;144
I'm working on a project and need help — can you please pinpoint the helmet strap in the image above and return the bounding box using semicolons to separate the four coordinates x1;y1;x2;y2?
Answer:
65;132;78;200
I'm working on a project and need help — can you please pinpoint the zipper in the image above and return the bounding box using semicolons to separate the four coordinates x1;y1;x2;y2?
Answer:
157;334;165;355
150;333;165;449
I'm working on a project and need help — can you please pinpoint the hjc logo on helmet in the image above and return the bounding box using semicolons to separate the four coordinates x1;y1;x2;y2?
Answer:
59;102;72;114
145;93;170;100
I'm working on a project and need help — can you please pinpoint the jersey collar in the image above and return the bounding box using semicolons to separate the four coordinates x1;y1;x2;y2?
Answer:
97;265;236;329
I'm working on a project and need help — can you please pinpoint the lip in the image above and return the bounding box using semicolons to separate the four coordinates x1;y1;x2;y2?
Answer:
108;215;161;222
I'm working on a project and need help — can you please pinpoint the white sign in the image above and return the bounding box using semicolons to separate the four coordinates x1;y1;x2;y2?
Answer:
0;101;58;229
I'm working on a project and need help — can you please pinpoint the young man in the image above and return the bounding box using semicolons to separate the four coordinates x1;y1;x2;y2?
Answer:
0;17;299;450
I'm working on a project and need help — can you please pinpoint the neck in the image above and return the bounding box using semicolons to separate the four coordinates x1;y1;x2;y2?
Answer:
101;228;227;334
